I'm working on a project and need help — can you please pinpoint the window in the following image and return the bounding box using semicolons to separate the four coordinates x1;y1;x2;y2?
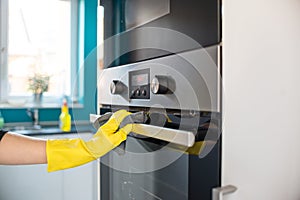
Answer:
0;0;78;105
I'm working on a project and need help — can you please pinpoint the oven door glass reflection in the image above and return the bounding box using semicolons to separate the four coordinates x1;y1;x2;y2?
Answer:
101;136;189;200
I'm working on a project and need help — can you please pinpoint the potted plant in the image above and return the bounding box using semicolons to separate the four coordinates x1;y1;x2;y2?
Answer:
28;74;50;103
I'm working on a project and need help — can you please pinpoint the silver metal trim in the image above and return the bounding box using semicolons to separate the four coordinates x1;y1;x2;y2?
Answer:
90;114;195;147
217;44;222;113
212;185;237;200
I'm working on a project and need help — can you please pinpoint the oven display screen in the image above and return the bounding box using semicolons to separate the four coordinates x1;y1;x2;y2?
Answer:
131;74;148;86
129;68;150;99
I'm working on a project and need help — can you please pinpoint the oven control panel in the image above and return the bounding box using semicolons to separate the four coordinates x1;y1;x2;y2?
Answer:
98;46;219;112
129;69;150;99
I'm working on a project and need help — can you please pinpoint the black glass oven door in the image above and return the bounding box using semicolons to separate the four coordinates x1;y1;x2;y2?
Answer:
100;135;220;200
100;0;221;68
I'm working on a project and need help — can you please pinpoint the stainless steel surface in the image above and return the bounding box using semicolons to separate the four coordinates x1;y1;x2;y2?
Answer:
98;45;220;112
212;185;237;200
90;114;195;147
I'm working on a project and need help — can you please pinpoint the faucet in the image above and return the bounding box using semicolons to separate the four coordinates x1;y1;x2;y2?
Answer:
26;108;41;130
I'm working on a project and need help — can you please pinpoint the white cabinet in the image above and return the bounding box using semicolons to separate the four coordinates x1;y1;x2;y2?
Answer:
0;133;98;200
222;0;300;199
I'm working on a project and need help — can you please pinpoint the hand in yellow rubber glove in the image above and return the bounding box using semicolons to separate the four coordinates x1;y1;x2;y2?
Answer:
46;110;132;172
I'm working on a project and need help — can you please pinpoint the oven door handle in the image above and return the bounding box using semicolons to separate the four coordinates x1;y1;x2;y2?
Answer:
90;114;195;147
131;124;195;147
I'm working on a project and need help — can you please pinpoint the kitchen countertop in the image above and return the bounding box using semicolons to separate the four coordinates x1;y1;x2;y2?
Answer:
10;125;95;136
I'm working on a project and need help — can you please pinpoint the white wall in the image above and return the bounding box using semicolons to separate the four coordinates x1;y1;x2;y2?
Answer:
222;0;300;199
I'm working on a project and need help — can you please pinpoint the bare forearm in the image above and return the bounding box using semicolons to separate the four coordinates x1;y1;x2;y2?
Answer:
0;132;47;165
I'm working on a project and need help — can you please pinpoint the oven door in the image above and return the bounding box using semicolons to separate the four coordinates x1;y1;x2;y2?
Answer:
96;111;221;200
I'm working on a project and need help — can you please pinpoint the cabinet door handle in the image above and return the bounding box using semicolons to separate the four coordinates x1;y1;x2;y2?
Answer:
212;185;237;200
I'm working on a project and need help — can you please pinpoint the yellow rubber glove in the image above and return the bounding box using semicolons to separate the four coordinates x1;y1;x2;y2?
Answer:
46;110;132;172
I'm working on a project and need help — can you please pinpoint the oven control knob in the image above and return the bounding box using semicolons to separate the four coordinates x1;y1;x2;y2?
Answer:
136;89;140;96
110;80;125;94
151;76;175;94
131;90;135;96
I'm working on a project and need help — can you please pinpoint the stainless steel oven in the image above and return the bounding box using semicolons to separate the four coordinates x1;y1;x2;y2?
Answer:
95;0;222;199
